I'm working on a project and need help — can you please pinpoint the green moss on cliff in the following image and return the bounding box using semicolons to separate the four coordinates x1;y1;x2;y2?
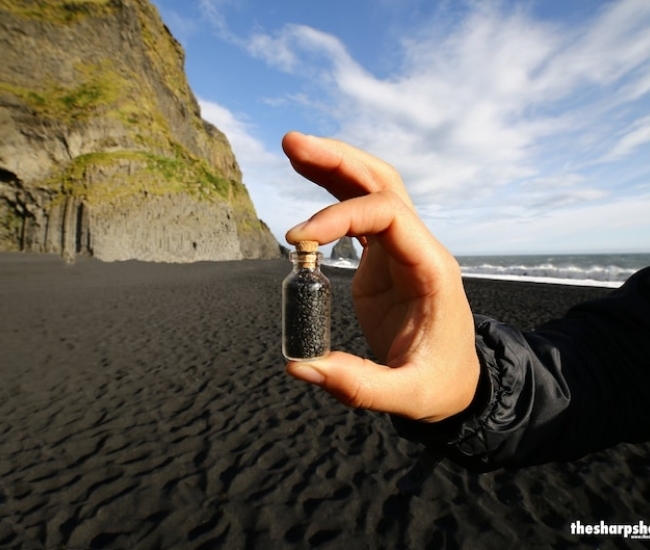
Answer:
0;60;122;124
46;148;233;205
230;182;264;235
0;205;22;251
135;0;195;113
143;150;232;199
0;0;116;24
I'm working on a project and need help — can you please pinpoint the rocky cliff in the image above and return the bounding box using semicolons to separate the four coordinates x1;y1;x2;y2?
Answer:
331;237;359;261
0;0;280;262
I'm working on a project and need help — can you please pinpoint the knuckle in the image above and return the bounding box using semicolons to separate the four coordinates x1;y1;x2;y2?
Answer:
381;162;402;184
338;361;377;410
344;377;371;410
378;189;410;216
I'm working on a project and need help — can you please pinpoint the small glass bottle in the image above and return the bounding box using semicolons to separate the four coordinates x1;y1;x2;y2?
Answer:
282;241;331;361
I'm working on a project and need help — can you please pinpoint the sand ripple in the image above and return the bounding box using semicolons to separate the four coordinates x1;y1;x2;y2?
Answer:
1;255;648;549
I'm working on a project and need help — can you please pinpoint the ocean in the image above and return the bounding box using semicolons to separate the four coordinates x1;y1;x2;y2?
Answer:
323;253;650;288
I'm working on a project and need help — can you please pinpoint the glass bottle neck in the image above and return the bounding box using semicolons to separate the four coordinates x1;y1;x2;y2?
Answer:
290;250;322;271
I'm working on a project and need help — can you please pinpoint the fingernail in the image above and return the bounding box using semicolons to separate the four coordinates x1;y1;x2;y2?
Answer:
288;365;325;385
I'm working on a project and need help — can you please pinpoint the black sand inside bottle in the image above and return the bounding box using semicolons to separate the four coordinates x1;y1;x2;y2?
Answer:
282;241;331;361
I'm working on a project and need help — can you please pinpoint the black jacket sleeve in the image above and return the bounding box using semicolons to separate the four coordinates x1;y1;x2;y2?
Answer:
392;266;650;471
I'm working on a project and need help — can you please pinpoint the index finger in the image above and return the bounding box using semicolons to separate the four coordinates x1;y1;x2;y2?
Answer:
282;132;415;209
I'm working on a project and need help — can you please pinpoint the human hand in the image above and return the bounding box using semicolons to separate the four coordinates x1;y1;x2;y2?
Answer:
282;132;480;422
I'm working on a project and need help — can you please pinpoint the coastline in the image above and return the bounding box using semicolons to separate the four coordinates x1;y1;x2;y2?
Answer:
324;254;650;289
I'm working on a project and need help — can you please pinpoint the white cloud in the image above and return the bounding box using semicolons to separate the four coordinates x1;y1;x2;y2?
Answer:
246;30;298;72
328;1;650;205
199;0;239;43
244;23;358;82
602;116;650;162
617;68;650;103
199;0;650;253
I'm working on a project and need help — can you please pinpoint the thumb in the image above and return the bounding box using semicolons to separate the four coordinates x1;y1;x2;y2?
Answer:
286;351;423;418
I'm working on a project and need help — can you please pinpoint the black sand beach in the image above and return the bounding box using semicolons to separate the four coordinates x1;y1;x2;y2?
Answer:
1;253;648;549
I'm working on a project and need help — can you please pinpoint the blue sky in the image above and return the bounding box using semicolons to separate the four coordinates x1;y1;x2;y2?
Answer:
151;0;650;256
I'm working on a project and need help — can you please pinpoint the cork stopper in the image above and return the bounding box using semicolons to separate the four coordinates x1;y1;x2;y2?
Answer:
296;240;318;253
293;241;319;269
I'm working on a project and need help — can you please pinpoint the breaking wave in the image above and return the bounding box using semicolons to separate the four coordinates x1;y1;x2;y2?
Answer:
324;253;650;288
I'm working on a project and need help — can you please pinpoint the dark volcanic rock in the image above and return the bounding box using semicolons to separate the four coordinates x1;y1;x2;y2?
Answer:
331;237;359;261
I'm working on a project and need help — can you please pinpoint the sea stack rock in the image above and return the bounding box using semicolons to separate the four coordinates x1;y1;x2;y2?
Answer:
0;0;279;262
331;237;359;261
